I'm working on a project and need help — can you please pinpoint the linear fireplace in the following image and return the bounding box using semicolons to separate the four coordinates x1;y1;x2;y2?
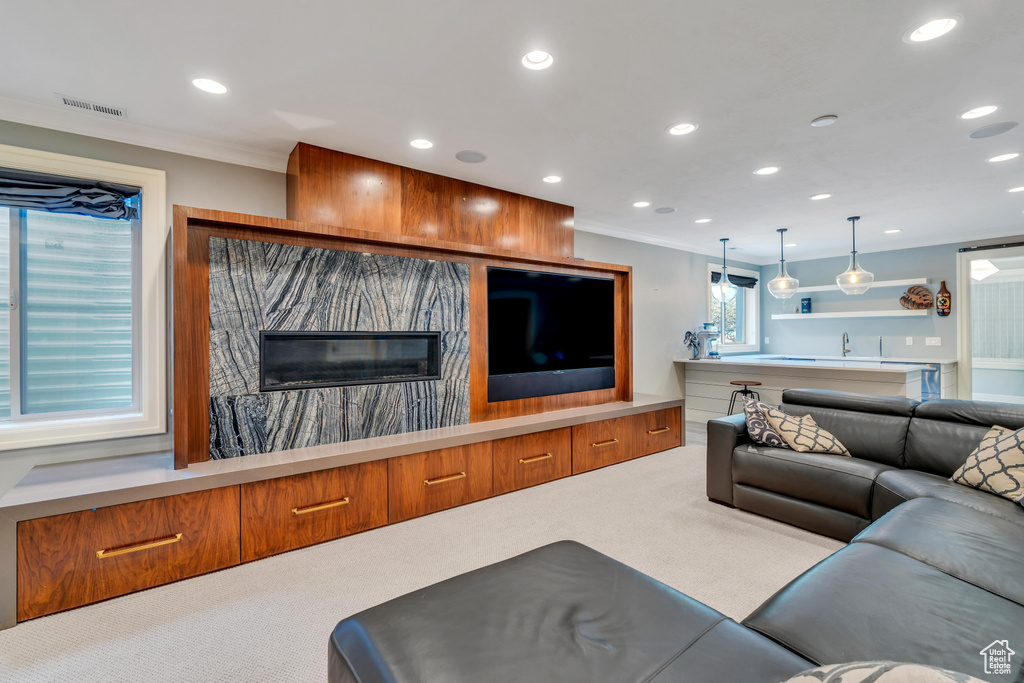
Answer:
259;331;441;392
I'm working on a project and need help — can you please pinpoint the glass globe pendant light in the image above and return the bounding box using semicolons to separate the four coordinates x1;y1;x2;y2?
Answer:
767;228;799;298
711;238;738;302
836;216;874;295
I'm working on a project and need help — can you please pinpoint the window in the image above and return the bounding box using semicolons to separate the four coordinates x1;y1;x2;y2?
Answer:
0;144;165;450
707;263;760;353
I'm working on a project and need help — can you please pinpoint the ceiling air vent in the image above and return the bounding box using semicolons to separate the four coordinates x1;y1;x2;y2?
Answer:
54;93;126;118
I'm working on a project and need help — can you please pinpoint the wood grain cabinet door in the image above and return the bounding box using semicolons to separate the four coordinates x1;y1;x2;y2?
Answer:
388;443;493;523
16;487;240;621
633;407;682;457
492;428;572;495
571;417;636;474
240;461;388;562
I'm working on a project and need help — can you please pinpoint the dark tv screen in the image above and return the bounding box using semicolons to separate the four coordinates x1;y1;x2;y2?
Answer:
487;267;615;377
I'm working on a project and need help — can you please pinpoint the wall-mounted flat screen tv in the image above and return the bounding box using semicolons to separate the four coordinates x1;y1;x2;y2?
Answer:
487;267;615;402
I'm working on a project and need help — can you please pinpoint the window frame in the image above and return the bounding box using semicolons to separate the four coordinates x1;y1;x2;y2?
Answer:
706;262;761;354
0;143;165;450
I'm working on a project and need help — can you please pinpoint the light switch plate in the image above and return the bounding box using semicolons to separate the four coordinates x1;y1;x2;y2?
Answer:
905;337;913;345
926;337;941;346
764;337;770;344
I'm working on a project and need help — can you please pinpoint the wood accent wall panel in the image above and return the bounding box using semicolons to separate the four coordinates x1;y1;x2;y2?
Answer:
287;143;573;258
388;443;493;523
492;428;572;495
633;407;682;456
173;206;631;467
240;461;388;562
16;487;240;621
571;417;636;474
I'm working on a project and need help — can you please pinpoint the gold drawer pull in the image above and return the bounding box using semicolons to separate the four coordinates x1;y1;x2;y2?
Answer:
647;427;671;435
519;453;554;465
591;438;619;448
424;472;467;486
292;497;350;516
96;533;182;559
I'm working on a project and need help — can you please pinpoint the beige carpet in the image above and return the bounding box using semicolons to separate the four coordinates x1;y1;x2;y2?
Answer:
0;445;841;682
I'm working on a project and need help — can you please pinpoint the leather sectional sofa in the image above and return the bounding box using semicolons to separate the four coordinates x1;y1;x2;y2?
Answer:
328;390;1024;682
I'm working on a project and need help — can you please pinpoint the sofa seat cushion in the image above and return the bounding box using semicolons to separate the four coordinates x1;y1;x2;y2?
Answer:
329;541;813;683
854;498;1024;606
733;445;893;518
872;469;1024;524
743;543;1024;677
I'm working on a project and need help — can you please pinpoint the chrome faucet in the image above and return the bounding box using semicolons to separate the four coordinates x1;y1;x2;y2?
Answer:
842;332;851;357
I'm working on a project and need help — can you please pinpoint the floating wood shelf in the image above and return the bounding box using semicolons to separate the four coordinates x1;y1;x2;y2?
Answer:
771;310;932;320
794;278;929;294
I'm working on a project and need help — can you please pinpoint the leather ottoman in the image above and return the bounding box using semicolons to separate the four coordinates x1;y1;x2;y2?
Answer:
329;541;813;682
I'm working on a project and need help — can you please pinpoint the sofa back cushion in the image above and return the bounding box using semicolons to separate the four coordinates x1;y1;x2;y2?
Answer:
780;390;917;468
906;400;1024;477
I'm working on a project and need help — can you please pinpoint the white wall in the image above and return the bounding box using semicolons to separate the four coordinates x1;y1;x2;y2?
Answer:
0;121;286;495
573;231;758;399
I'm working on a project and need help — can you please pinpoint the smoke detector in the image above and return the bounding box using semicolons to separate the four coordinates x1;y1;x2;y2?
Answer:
55;93;126;118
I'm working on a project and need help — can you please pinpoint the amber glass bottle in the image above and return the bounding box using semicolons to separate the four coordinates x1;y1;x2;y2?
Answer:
936;280;951;317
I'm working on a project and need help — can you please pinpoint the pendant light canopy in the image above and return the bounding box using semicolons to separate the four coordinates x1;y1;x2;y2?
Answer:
767;228;799;298
711;238;738;302
836;216;874;295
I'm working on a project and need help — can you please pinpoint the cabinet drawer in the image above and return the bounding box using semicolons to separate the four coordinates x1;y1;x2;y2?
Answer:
17;487;240;621
240;461;388;562
634;407;682;457
493;428;572;495
572;417;635;474
389;443;493;523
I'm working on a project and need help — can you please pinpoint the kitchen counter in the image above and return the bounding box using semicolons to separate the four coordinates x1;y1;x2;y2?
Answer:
675;354;956;423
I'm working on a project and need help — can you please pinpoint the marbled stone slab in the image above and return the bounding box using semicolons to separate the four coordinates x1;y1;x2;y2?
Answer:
208;237;470;459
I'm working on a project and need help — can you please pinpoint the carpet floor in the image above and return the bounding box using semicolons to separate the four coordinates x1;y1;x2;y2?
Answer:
0;444;841;682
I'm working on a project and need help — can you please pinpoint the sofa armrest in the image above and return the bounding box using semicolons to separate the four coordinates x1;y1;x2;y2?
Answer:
707;413;750;506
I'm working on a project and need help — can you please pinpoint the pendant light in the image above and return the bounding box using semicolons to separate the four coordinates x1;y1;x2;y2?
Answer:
767;228;799;298
836;216;874;295
711;238;738;302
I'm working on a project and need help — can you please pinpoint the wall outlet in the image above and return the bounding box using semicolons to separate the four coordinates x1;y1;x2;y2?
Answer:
925;337;941;346
764;336;770;345
905;337;913;346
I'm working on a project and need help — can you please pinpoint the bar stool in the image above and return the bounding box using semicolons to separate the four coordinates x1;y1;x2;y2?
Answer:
728;381;762;414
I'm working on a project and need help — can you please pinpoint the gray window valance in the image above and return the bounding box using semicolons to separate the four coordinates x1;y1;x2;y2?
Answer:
711;271;758;289
0;167;140;219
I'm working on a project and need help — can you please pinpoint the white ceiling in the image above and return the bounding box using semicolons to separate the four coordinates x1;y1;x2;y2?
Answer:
3;0;1024;264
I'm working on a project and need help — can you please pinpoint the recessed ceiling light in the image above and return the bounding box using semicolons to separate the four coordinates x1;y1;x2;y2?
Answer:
754;166;780;175
410;139;433;149
667;122;698;136
810;193;832;200
192;78;227;94
521;50;553;70
653;207;676;214
1009;186;1024;193
785;243;797;248
810;115;838;127
694;218;712;224
961;105;998;120
988;153;1020;163
542;175;561;183
904;17;960;43
632;201;650;208
885;229;902;234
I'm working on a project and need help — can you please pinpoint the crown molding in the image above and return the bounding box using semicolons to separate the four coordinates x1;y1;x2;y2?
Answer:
0;95;288;172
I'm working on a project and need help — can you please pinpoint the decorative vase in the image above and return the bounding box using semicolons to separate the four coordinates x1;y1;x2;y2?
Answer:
936;280;951;317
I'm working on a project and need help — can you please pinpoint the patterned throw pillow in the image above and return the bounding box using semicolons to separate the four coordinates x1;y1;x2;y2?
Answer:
743;400;787;448
785;661;985;682
950;426;1024;502
766;410;850;456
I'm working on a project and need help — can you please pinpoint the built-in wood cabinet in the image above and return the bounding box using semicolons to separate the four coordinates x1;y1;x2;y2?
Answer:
492;428;572;495
16;487;240;621
240;461;388;562
14;407;682;622
388;443;493;523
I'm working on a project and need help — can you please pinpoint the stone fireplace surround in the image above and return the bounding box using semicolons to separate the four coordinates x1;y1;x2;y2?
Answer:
207;236;470;459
